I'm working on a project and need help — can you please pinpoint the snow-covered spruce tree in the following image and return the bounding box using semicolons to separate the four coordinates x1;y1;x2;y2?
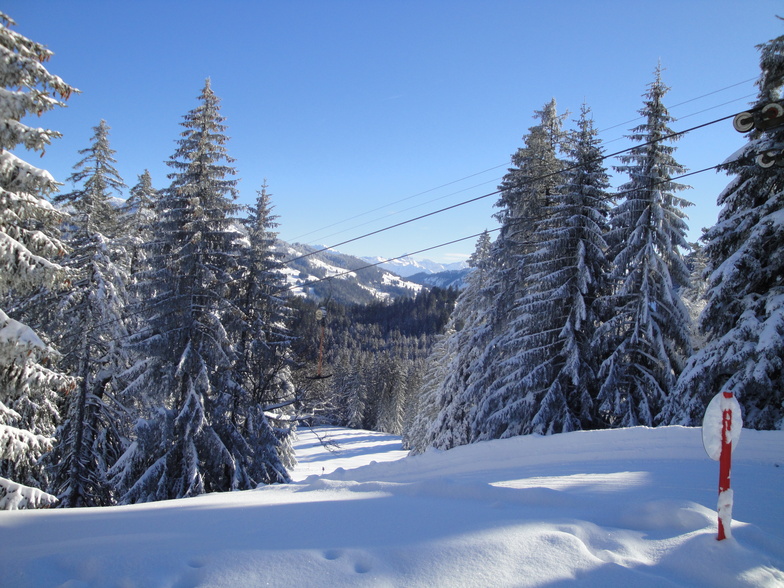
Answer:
229;180;296;478
419;230;495;451
112;80;268;503
401;359;424;441
122;169;159;277
594;65;693;428
374;356;407;435
45;120;131;508
344;352;367;429
486;106;612;435
472;100;570;440
491;99;568;328
0;12;76;509
404;329;452;454
54;121;125;238
669;30;784;429
330;349;366;429
679;240;710;352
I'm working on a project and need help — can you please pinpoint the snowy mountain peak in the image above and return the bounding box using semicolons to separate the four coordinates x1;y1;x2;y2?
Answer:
360;256;467;278
274;241;424;304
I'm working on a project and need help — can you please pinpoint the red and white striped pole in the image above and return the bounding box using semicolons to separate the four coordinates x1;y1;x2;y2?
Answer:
702;390;742;541
717;392;734;541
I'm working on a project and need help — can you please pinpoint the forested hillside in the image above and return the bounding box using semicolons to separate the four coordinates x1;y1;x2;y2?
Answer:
288;288;458;434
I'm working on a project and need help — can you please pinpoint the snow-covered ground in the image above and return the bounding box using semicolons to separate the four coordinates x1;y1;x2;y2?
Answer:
0;426;782;587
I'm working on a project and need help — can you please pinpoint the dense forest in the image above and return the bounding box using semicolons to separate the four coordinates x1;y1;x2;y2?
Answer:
288;288;458;434
1;11;782;510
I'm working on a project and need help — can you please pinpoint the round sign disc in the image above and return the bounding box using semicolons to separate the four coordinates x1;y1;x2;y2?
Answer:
702;392;743;461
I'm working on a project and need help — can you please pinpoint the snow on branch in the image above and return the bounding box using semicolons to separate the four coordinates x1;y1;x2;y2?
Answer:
0;307;46;364
0;232;62;296
0;423;53;462
0;151;59;195
0;476;58;510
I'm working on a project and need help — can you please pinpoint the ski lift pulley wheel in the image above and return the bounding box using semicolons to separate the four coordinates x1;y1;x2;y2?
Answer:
733;111;755;133
756;150;780;168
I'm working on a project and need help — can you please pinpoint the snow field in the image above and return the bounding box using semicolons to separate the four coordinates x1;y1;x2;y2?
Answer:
0;425;782;587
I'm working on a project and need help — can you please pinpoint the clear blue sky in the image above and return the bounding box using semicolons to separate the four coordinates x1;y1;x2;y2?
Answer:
7;1;783;264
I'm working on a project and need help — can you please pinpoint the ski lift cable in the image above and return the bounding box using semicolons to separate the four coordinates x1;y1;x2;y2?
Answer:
52;108;753;343
602;93;758;146
283;94;735;255
293;91;756;249
297;175;505;248
287;161;510;243
277;229;503;294
53;157;735;345
289;88;750;248
280;111;740;266
287;78;757;246
276;161;728;295
598;78;757;133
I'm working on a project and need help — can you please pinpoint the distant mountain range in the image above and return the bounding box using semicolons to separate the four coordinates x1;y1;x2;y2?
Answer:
86;199;466;305
275;243;470;304
275;242;424;305
405;269;470;290
360;256;467;278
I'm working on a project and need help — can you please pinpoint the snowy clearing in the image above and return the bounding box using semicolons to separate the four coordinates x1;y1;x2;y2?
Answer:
0;425;782;587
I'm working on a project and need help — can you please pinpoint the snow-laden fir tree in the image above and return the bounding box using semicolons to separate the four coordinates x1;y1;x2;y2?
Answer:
122;169;159;277
404;329;452;454
54;121;125;238
594;65;693;428
678;240;710;352
374;355;407;435
229;180;296;478
332;350;366;429
669;28;784;429
486;106;612;435
473;100;569;440
112;80;264;503
415;230;495;452
491;99;568;326
401;359;424;440
0;12;75;509
44;120;131;507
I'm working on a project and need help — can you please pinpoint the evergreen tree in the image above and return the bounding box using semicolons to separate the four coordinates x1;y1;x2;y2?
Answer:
374;356;406;435
230;180;296;478
594;65;693;427
404;330;451;454
0;12;75;509
679;240;709;352
112;80;262;503
421;231;494;451
670;30;784;429
332;350;365;429
401;359;424;440
122;169;159;276
45;120;130;508
492;105;612;435
54;121;125;238
473;100;569;440
491;99;568;326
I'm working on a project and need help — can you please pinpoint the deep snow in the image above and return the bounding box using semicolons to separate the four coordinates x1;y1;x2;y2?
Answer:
0;425;782;587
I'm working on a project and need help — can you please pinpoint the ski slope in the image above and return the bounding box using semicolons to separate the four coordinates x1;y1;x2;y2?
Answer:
0;425;782;587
